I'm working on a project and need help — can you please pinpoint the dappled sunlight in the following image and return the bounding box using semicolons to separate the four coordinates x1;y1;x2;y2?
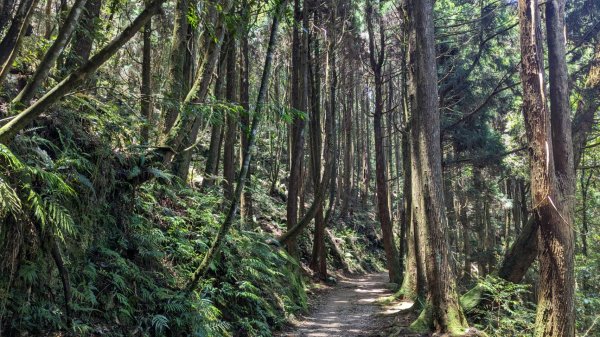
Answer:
383;301;415;315
283;273;399;337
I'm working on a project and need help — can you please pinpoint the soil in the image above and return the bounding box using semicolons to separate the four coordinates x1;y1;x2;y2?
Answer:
278;272;421;337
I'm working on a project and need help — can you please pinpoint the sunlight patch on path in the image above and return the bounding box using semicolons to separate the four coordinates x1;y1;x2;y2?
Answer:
281;273;398;337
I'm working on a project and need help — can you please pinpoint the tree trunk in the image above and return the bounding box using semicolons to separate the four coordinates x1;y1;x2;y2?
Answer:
239;4;253;223
399;122;417;299
520;0;575;335
140;17;152;144
366;0;402;285
407;0;468;333
63;0;101;70
222;36;238;200
579;170;592;256
0;0;16;32
160;0;189;136
308;18;326;278
286;0;307;257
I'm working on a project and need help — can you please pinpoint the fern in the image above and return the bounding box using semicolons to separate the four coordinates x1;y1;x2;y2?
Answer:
151;314;169;333
44;199;76;240
0;176;21;216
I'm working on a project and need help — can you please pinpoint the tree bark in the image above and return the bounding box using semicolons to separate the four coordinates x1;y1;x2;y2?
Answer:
63;0;101;70
161;0;189;136
239;2;253;222
366;0;402;285
222;36;238;200
529;0;575;335
0;0;16;32
140;16;153;145
407;0;468;333
286;0;307;257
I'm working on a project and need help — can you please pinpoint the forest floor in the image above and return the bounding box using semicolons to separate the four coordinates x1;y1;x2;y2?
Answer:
278;272;421;337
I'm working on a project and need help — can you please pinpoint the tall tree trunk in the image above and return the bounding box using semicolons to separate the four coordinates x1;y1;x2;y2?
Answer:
222;36;238;200
407;0;468;333
362;96;372;207
308;17;326;278
366;0;401;285
201;53;227;188
161;0;189;136
456;179;471;281
43;0;53;39
340;73;353;214
140;16;152;144
517;0;576;335
399;120;417;299
239;2;253;223
286;0;307;257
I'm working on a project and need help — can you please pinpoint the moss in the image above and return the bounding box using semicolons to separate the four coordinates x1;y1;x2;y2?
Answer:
460;284;484;311
410;300;470;337
446;303;469;336
409;302;432;333
398;275;418;301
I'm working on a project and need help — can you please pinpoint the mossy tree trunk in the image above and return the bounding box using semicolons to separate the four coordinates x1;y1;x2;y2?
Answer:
63;0;101;71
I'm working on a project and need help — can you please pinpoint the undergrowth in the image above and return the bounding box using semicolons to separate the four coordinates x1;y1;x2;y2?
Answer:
0;99;308;336
463;275;536;337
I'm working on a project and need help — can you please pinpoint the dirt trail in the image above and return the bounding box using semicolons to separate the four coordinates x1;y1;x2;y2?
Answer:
280;272;418;337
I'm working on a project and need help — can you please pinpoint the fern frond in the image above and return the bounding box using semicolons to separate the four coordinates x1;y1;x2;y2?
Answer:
0;176;22;216
0;144;24;170
44;199;76;240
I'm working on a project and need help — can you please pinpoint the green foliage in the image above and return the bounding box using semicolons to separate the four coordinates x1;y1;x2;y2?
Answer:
0;96;307;336
576;256;600;336
465;275;536;337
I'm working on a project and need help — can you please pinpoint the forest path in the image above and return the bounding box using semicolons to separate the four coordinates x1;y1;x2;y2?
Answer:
279;272;418;337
